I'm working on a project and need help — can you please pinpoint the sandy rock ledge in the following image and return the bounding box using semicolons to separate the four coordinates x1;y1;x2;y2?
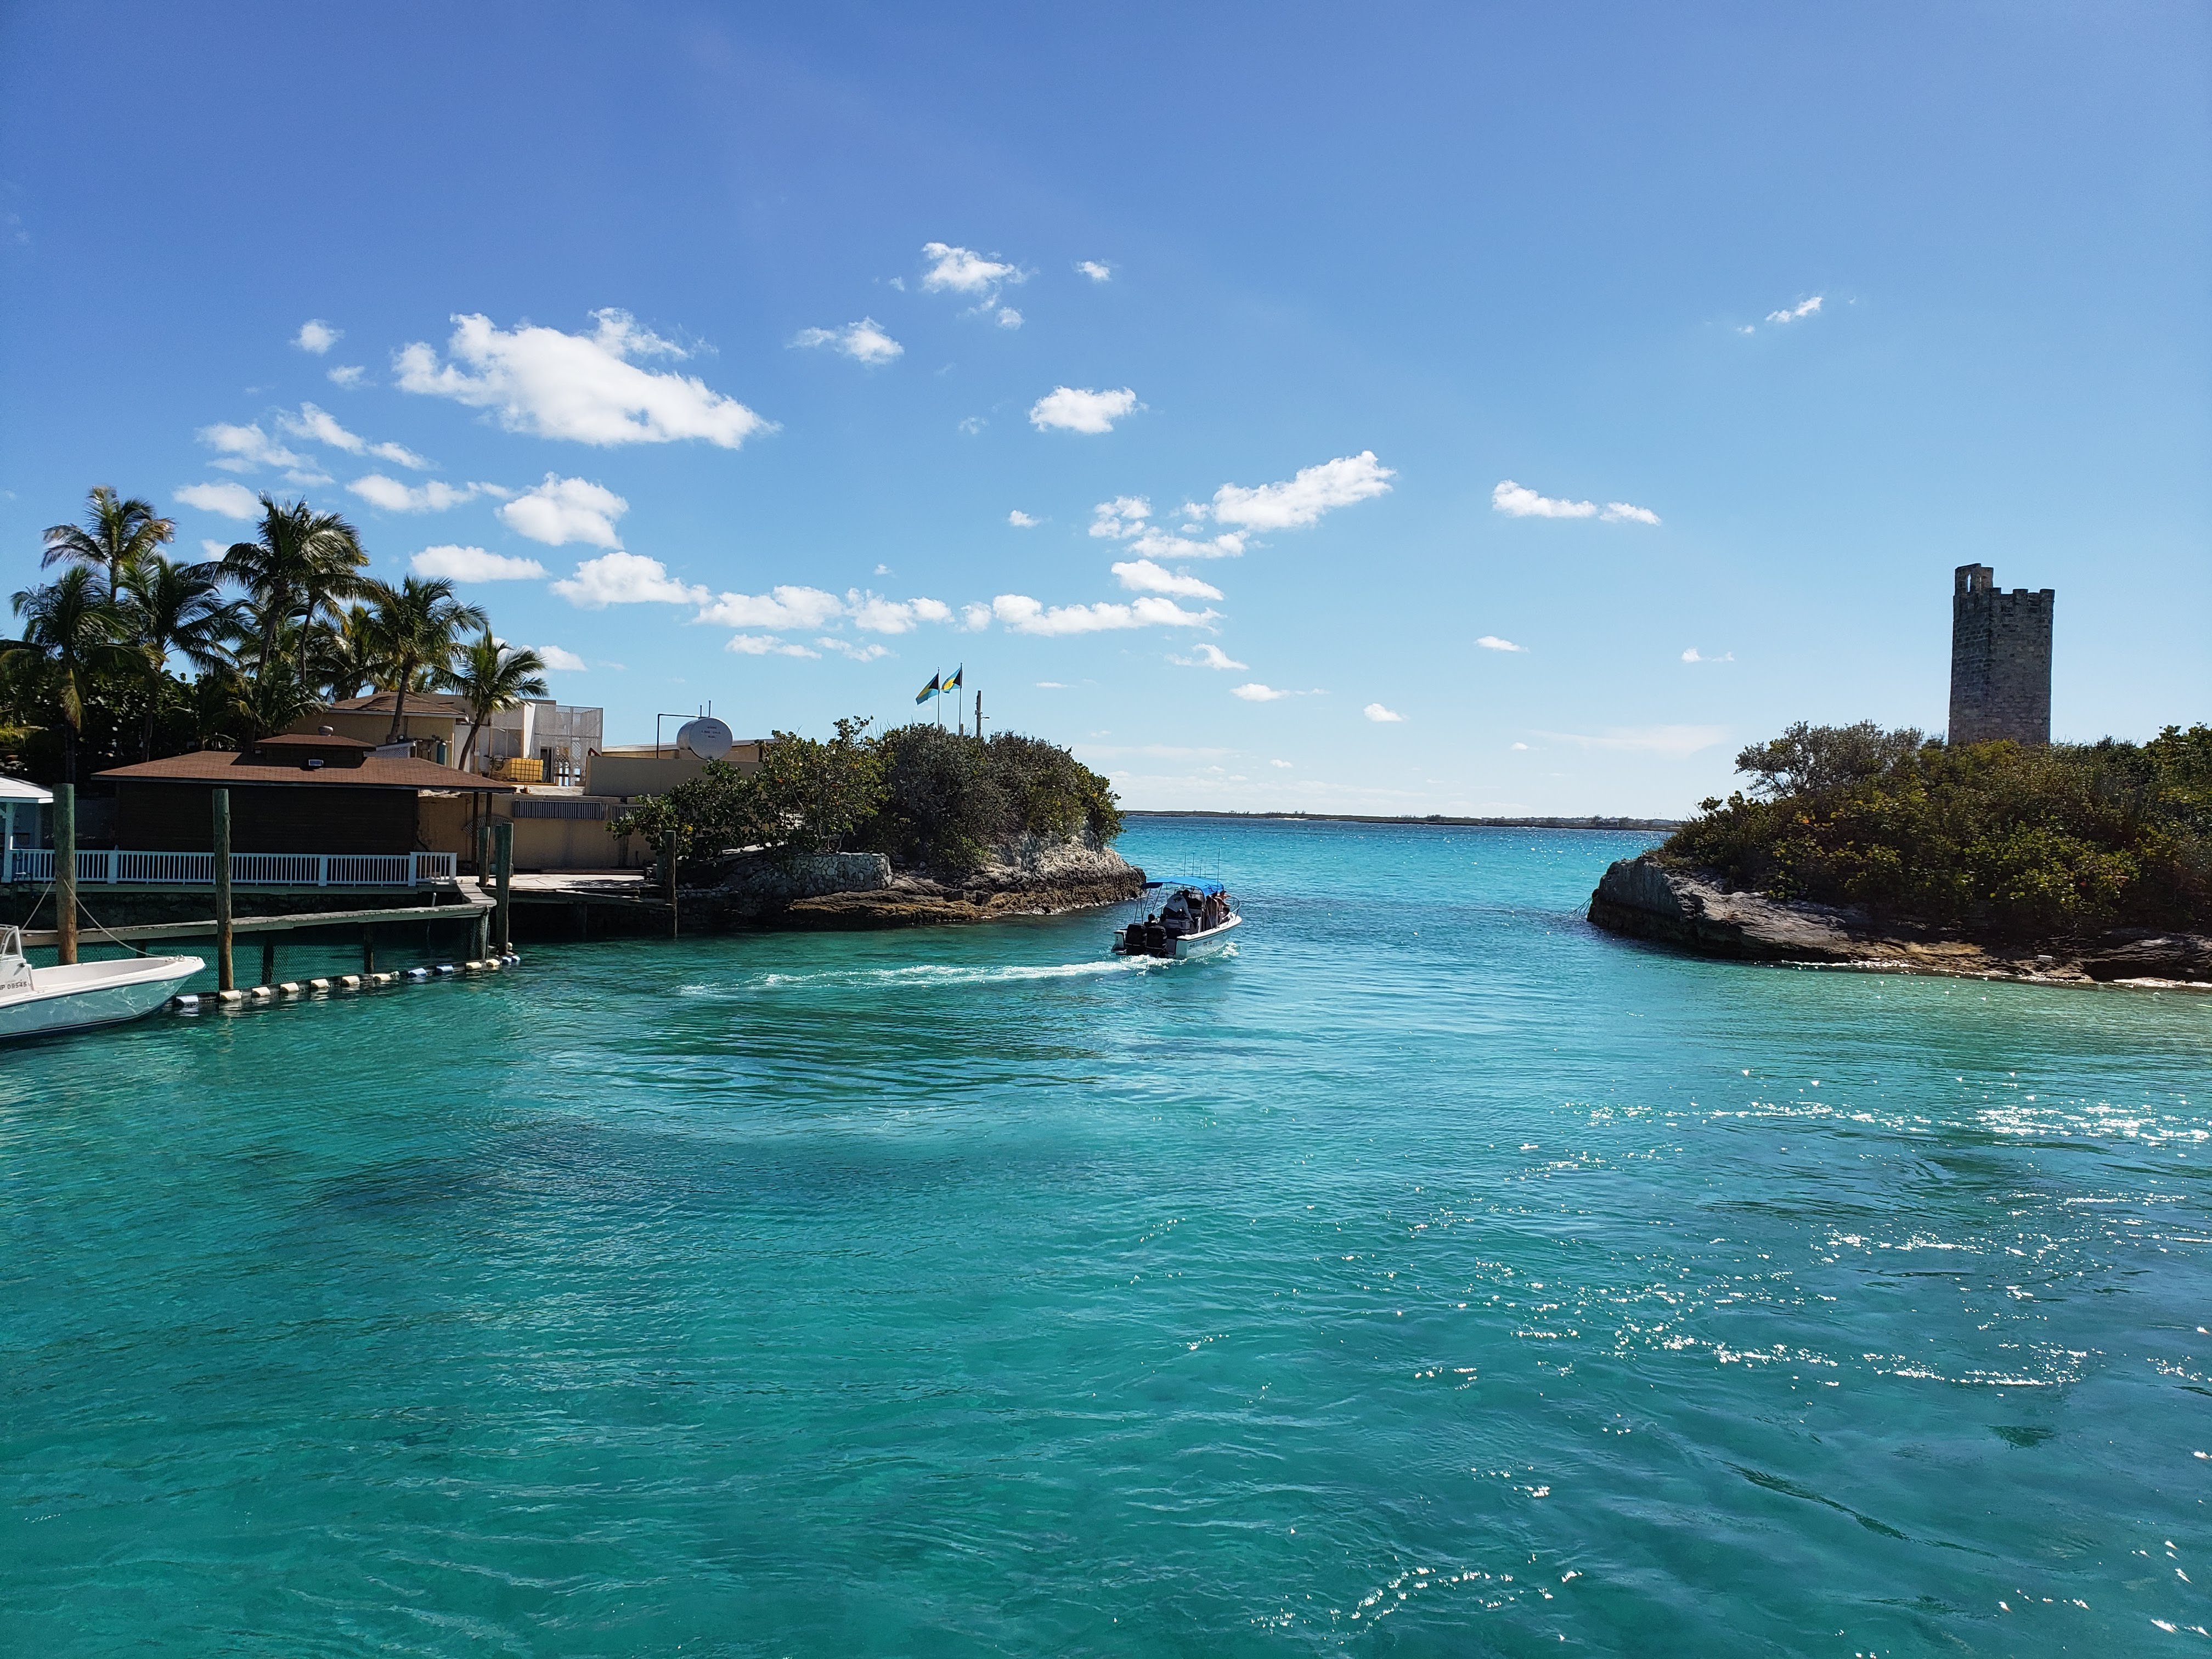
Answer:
1587;854;2212;989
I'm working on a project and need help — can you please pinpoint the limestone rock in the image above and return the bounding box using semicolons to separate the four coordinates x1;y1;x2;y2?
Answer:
1586;856;1870;961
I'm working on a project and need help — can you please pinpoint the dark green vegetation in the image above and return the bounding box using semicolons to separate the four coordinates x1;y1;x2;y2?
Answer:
3;486;545;783
1666;720;2212;939
614;720;1124;876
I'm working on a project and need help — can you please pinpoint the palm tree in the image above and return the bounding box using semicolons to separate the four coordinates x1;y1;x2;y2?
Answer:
308;603;388;702
120;555;236;759
43;486;175;601
218;496;365;681
448;632;550;770
7;567;134;785
364;576;486;744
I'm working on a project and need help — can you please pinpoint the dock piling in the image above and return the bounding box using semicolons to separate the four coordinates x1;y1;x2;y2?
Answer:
213;788;234;992
360;923;376;976
493;821;514;955
54;782;78;965
261;937;277;987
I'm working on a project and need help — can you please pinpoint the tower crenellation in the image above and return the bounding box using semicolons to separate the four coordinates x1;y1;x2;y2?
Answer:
1948;563;2053;746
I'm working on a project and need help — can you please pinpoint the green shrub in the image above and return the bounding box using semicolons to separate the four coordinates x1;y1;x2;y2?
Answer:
1663;723;2212;939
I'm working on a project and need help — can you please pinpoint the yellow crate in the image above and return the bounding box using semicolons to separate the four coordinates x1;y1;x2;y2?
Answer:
488;757;544;782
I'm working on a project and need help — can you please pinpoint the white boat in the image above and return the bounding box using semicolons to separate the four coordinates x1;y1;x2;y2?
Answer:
1111;880;1243;960
0;927;202;1041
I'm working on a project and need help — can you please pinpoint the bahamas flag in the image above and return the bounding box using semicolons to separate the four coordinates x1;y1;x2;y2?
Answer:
914;671;941;704
941;664;963;692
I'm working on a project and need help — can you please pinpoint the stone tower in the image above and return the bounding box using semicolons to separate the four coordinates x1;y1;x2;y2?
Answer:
1948;564;2053;746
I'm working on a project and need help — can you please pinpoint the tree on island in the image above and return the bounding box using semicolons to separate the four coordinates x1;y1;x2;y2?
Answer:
1667;721;2212;939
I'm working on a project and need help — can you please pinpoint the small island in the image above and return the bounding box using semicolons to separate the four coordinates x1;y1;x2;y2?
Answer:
1587;720;2212;986
613;717;1143;930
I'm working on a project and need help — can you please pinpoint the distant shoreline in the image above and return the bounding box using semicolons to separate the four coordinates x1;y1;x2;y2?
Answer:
1124;810;1680;831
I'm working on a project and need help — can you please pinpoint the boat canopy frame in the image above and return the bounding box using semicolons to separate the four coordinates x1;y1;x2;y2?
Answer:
1141;878;1226;896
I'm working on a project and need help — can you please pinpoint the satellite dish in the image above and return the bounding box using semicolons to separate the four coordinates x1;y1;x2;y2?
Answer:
676;715;734;761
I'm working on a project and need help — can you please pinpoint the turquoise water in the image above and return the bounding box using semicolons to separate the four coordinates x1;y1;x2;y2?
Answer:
4;817;2208;1655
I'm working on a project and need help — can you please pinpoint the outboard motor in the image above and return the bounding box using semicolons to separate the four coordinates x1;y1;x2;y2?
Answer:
1123;922;1147;953
1142;921;1168;956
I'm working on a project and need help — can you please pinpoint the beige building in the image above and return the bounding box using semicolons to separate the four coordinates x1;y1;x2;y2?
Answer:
291;697;762;872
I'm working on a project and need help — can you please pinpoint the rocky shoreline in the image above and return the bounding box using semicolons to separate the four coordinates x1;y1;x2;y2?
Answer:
1587;854;2212;989
675;831;1146;932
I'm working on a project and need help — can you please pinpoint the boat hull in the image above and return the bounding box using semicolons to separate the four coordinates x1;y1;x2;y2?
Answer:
0;955;203;1041
1111;913;1243;960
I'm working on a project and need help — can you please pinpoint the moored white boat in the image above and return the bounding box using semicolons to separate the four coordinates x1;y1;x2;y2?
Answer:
1111;879;1243;960
0;927;202;1041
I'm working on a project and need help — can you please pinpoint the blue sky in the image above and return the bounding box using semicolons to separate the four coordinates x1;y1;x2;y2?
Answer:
2;2;2205;815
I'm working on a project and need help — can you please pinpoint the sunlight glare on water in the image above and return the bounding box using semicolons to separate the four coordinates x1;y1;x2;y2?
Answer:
3;819;2208;1655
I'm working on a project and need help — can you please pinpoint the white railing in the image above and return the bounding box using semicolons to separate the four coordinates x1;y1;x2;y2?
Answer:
7;850;458;888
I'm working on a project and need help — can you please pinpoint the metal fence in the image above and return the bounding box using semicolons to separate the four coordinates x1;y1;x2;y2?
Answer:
7;850;458;887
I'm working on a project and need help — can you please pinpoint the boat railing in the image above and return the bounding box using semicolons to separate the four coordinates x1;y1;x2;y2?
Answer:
5;850;459;889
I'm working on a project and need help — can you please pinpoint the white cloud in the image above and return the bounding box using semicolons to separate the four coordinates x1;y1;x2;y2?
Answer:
200;539;227;558
1030;386;1139;434
1035;681;1067;689
1127;526;1245;561
1076;260;1112;282
1765;296;1823;323
996;307;1023;330
1233;683;1290;702
326;365;366;389
957;416;986;436
695;585;846;631
847;592;952;634
1681;647;1735;663
1007;509;1040;528
410;544;548;582
294;319;341;354
174;481;262;518
396;309;772;448
348;475;493;513
726;634;819;658
1270;758;1292;768
791;318;902;364
1171;643;1247;670
535;644;588;672
1089;496;1152;539
817;637;891;661
280;403;433;468
920;242;1026;296
1111;558;1222;600
1492;479;1597;519
1511;741;1531;751
551;551;709;608
1363;702;1407;723
1533;725;1728;756
497;475;628;547
284;467;334;486
1208;452;1393;531
1492;480;1660;525
960;603;992;631
1476;635;1527;652
198;421;307;473
990;593;1215;635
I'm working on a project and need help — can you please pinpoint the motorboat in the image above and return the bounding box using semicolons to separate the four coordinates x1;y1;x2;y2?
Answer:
0;927;202;1041
1112;879;1243;960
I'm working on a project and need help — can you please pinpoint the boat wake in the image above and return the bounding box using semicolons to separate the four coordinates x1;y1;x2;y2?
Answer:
702;956;1178;996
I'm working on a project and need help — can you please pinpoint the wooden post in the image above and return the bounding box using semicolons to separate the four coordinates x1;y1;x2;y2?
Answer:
213;788;234;992
475;814;490;884
54;782;77;966
472;907;489;960
493;820;514;955
261;937;277;987
664;833;679;940
360;924;376;976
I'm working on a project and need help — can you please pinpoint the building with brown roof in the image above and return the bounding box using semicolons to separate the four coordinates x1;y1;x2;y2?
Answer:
97;733;512;855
